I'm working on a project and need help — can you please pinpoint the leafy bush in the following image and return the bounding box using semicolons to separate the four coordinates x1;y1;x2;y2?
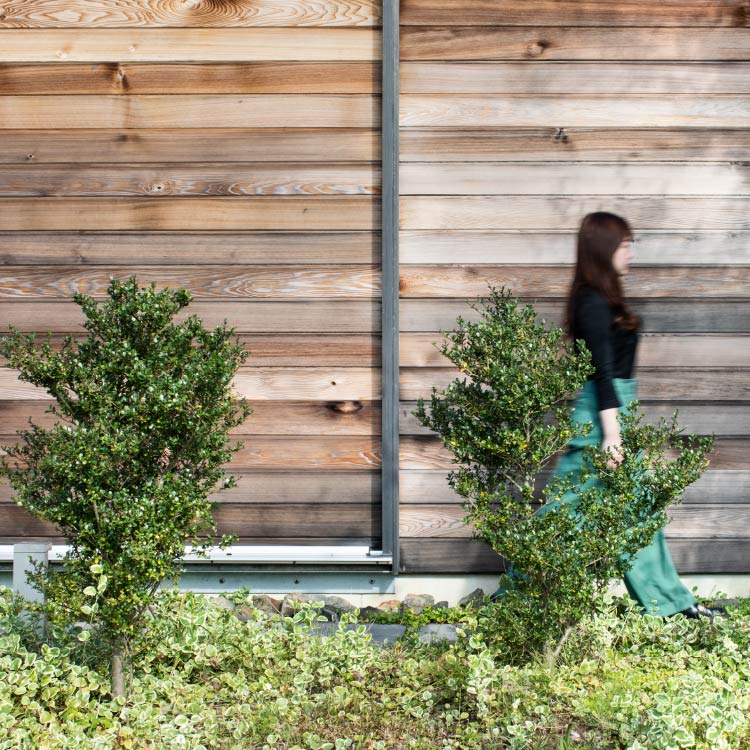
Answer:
413;286;713;656
1;588;749;750
0;277;251;696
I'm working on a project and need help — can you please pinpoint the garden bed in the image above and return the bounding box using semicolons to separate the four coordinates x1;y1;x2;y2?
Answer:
2;587;749;750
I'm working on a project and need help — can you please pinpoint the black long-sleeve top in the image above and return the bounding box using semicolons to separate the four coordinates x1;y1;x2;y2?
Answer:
570;286;639;410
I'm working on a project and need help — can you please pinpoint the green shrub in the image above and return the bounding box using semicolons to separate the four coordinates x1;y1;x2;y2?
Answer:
0;277;251;697
414;286;713;656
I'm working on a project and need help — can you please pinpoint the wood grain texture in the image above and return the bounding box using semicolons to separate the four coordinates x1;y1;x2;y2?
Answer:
1;470;381;504
400;0;750;27
400;163;750;196
0;264;380;299
398;539;750;574
0;0;380;27
0;62;381;94
397;266;750;299
0;300;380;332
0;198;377;230
399;469;750;505
0;29;380;61
0;165;380;197
400;62;750;94
400;128;750;163
0;400;382;435
0;95;378;128
0;129;379;163
400;27;750;62
400;196;750;230
399;231;750;265
400;300;750;334
399;504;750;539
0;232;379;265
1;333;381;366
399;368;750;402
0;366;380;401
399;436;748;470
0;504;378;539
2;434;382;469
400;402;750;437
400;95;750;128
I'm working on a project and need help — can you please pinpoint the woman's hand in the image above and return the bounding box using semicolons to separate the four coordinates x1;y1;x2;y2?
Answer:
599;408;624;467
601;435;624;467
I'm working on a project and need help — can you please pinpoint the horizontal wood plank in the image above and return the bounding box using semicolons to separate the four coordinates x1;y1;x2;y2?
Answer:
0;400;382;436
400;95;750;128
400;368;750;402
400;62;750;94
400;128;750;163
400;300;750;334
0;198;377;230
397;266;750;299
400;0;750;27
0;95;378;128
0;232;379;265
400;436;748;470
0;333;380;366
399;470;750;505
0;504;378;539
2;435;382;469
400;27;750;62
0;300;380;332
0;129;379;163
400;196;750;230
0;29;380;62
399;504;750;539
399;231;750;265
0;62;380;94
0;367;380;401
400;163;750;196
0;264;380;299
398;538;750;574
400;402;750;437
2;471;380;505
0;0;380;27
0;165;380;197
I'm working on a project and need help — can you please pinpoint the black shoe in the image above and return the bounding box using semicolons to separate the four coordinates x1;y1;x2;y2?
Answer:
678;604;717;620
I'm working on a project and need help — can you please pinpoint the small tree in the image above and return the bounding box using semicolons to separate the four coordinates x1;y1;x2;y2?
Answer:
414;286;713;656
0;276;251;696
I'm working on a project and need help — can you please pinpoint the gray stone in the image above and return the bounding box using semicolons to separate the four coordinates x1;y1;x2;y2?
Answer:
280;593;325;617
403;593;434;613
435;601;450;610
312;622;406;646
208;596;235;610
250;594;282;615
418;624;459;644
458;588;486;609
356;606;384;621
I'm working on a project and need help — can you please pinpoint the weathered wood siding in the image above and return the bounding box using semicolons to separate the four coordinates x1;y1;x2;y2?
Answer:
399;0;750;573
0;1;383;546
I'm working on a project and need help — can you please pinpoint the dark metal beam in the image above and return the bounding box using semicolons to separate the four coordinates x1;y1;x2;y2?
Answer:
381;0;400;575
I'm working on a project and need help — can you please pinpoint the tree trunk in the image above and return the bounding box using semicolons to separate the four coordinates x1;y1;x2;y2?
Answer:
111;644;126;699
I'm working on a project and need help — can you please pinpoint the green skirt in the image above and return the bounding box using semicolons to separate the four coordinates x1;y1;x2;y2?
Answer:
496;378;696;617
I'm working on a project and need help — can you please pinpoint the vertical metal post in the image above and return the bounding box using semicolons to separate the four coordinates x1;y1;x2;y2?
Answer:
381;0;400;574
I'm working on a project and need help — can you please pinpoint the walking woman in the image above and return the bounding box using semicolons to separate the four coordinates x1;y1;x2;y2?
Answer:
556;211;717;619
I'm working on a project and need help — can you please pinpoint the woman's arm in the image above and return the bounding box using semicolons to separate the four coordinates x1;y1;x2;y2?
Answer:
575;290;624;466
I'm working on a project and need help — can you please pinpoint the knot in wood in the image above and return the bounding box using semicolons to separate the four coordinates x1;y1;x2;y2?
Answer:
329;401;363;414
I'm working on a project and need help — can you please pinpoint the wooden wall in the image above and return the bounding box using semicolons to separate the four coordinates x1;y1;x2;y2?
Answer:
398;0;750;574
0;1;384;547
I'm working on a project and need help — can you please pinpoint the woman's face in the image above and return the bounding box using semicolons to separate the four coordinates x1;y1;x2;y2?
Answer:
612;237;633;276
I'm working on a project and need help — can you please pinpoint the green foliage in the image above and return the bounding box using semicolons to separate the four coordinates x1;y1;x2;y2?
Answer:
0;277;251;685
1;588;749;750
413;286;713;653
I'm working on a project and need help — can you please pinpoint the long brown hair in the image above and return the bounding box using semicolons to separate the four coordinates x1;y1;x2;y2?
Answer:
565;211;640;335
